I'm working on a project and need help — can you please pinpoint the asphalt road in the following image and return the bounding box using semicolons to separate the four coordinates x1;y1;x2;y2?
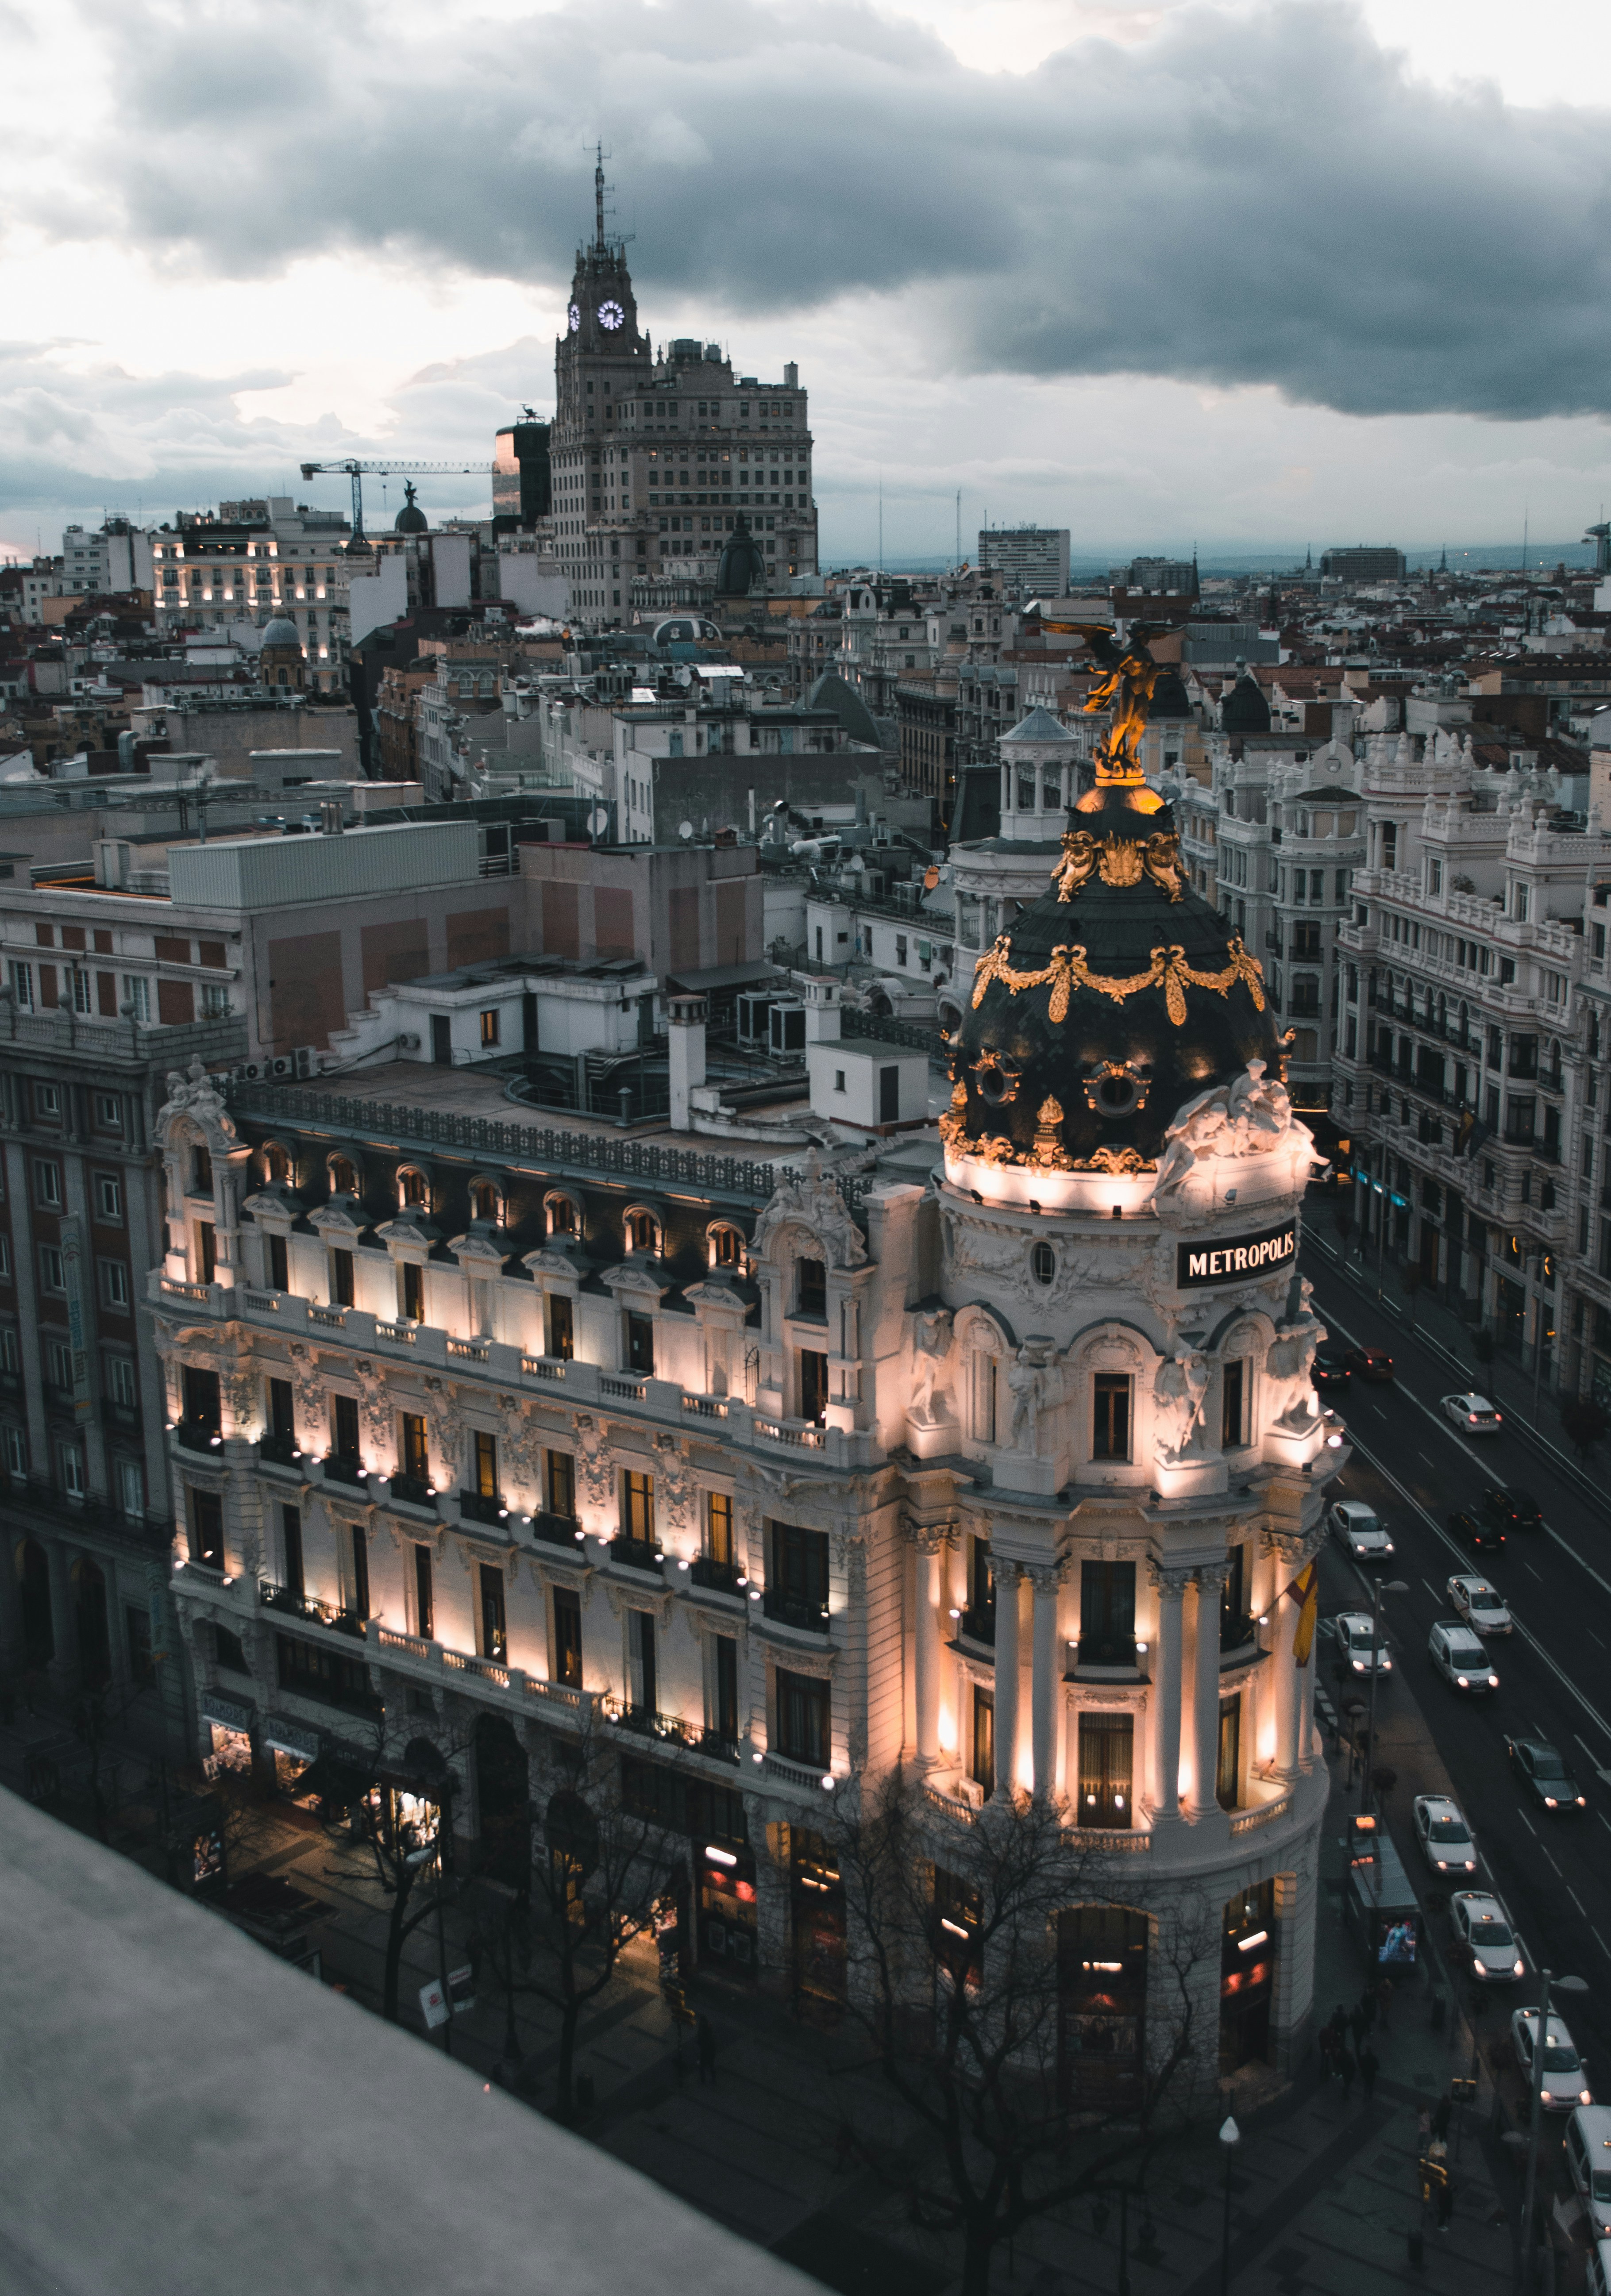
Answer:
1301;1241;1611;2104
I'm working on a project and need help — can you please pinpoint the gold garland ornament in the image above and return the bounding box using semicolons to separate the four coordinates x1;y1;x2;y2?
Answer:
1053;828;1184;903
971;935;1265;1027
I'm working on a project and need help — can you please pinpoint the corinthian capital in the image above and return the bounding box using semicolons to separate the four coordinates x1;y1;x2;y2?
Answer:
1147;1561;1196;1597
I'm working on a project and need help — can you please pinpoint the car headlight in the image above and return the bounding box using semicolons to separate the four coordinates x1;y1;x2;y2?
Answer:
1436;1859;1448;1870
1514;1961;1525;1976
1583;2091;1595;2105
1384;1542;1395;1552
1545;1796;1558;1808
1578;1797;1587;1807
1353;1659;1364;1671
1488;1677;1499;1688
1457;1677;1469;1688
1382;1658;1391;1669
1474;1955;1486;1976
1463;1860;1476;1871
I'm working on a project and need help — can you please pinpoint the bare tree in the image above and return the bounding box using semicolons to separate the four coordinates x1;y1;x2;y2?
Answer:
829;1767;1217;2296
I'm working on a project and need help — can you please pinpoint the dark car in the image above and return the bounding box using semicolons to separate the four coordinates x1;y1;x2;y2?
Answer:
1312;1345;1352;1394
1449;1508;1505;1554
1507;1734;1587;1812
1481;1486;1543;1534
1344;1346;1395;1382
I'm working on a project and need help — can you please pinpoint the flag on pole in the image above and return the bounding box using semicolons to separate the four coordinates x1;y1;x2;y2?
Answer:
1285;1561;1319;1665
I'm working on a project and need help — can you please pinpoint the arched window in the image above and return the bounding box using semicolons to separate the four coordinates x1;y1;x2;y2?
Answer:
328;1154;358;1198
1030;1241;1056;1286
625;1207;660;1256
709;1223;745;1269
260;1142;291;1186
397;1166;429;1210
469;1179;501;1225
545;1192;579;1238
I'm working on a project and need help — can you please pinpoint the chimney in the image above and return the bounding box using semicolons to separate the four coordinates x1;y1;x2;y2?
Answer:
667;994;707;1131
93;838;131;889
320;798;345;835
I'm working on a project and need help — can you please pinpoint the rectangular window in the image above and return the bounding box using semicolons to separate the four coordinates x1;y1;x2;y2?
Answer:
267;1377;295;1445
1092;1374;1132;1461
9;961;32;1010
330;1392;361;1463
116;1458;144;1518
622;1469;655;1543
625;1311;655;1374
196;1222;216;1284
771;1520;829;1618
94;1173;122;1223
188;1486;224;1571
800;1348;829;1425
1216;1698;1242;1810
47;1338;73;1391
1220;1545;1250;1650
58;1440;85;1499
796;1258;827;1316
479;1008;501;1047
1079;1559;1136;1667
349;1524;370;1620
268;1233;289;1291
33;1160;61;1209
549;1292;574;1359
330;1247;354;1308
545;1447;575;1518
414;1544;435;1640
971;1685;994;1791
776;1668;830;1767
706;1490;733;1566
98;1259;129;1309
38;1245;65;1295
474;1428;498;1500
1221;1359;1246;1449
4;1424;25;1477
107;1354;137;1408
400;1411;429;1484
1077;1710;1134;1829
628;1607;657;1714
553;1585;582;1686
282;1505;304;1599
401;1261;424;1321
713;1634;739;1742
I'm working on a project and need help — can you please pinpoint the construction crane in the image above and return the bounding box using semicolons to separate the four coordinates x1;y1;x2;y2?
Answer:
297;459;496;542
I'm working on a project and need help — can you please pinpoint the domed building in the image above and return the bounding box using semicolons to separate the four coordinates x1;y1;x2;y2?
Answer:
716;515;767;598
393;481;428;535
258;615;306;691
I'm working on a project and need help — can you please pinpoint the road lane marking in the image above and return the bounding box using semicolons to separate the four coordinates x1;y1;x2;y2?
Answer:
1422;1580;1443;1600
1518;1810;1538;1836
1341;1426;1611;1751
1575;1735;1611;1784
1594;1926;1611;1962
1570;1888;1589;1918
1317;1292;1611;1601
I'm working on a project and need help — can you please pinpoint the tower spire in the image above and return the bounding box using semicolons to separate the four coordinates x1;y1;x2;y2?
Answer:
595;142;605;252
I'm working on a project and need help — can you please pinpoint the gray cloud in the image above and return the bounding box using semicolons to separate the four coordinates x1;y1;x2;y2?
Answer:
43;0;1611;427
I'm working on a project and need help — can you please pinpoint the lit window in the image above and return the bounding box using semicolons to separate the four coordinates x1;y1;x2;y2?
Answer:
626;1208;659;1255
479;1008;501;1048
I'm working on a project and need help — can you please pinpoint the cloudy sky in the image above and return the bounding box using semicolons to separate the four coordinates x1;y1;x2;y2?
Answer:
4;0;1611;568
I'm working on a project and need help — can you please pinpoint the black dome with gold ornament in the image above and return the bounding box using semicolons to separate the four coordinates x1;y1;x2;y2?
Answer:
944;769;1281;1176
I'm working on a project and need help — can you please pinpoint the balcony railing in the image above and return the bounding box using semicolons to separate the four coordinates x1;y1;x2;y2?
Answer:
531;1509;584;1548
607;1534;664;1575
762;1587;830;1635
690;1554;744;1595
174;1419;224;1454
323;1453;368;1488
258;1580;367;1639
458;1488;509;1527
258;1433;303;1469
958;1603;995;1648
384;1472;437;1511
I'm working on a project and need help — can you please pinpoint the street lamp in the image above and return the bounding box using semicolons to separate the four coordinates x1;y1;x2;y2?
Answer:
1521;1970;1588;2292
1218;2114;1240;2296
1360;1580;1408;1813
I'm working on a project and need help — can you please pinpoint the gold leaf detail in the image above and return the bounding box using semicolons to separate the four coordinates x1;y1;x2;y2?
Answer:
971;933;1267;1027
1097;838;1145;887
1037;1096;1065;1126
1052;830;1098;901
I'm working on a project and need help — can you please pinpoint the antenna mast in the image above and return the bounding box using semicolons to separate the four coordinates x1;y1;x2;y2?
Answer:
595;142;606;251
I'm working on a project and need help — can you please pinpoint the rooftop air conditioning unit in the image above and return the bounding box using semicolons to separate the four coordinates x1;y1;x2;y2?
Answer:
267;1055;295;1080
231;1062;263;1084
398;1033;421;1052
736;993;775;1048
768;1001;806;1056
292;1046;317;1078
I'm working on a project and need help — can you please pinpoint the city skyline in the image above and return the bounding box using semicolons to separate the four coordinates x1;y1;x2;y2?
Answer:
3;0;1611;560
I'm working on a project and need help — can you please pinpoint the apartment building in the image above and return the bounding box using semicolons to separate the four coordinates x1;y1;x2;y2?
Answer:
150;500;353;692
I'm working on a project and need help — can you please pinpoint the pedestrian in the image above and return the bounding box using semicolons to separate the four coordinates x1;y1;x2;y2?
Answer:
1376;1975;1395;2031
1435;2177;1453;2234
1416;2107;1431;2157
1432;2094;1451;2145
696;2013;717;2087
1338;2047;1356;2102
1359;2043;1379;2100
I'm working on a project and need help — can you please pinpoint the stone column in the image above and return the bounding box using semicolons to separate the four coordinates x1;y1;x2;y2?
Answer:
1028;1564;1061;1800
913;1535;944;1768
991;1561;1021;1800
1149;1565;1190;1820
1188;1563;1229;1818
1271;1549;1307;1780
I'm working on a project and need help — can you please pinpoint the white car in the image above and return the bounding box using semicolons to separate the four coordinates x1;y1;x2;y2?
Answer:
1512;2008;1593;2112
1567;2108;1611;2242
1413;1792;1478;1875
1441;1392;1503;1435
1327;1610;1392;1675
1446;1575;1512;1635
1450;1889;1524;1982
1428;1619;1500;1693
1329;1499;1395;1562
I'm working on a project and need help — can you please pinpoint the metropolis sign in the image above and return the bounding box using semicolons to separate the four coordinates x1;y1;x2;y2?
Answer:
1176;1219;1297;1289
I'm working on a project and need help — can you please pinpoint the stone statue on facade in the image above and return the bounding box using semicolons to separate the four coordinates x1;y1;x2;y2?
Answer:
908;1307;955;1426
752;1148;867;1269
1264;1276;1325;1430
1153;1059;1294;1201
1006;1346;1048;1453
1152;1346;1210;1463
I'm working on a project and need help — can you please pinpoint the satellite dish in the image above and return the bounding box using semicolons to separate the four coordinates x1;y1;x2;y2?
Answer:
586;808;610;837
678;820;694;841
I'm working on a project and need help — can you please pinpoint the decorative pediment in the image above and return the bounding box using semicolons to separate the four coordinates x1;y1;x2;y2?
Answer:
379;1516;448;1559
324;1493;378;1530
376;1215;440;1253
309;1196;368;1239
448;1227;509;1269
522;1244;585;1285
761;1639;834;1680
602;1261;671;1303
243;1185;303;1226
451;1530;521;1582
683;1277;749;1315
525;1553;591;1596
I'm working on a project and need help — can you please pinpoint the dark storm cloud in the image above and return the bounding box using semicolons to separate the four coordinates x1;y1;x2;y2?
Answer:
41;0;1611;423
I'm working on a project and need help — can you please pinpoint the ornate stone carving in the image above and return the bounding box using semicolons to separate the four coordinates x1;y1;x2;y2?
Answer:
752;1149;867;1269
908;1307;955;1427
158;1055;238;1142
495;1392;543;1494
1153;1058;1295;1202
422;1377;465;1481
651;1432;694;1531
352;1359;392;1458
573;1414;613;1509
288;1344;326;1447
1147;1561;1197;1596
1022;1560;1064;1592
1152;1348;1210;1465
1264;1278;1325;1432
1006;1343;1054;1453
1193;1561;1231;1596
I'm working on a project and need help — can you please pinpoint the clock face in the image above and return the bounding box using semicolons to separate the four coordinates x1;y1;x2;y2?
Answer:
567;303;580;334
598;299;625;331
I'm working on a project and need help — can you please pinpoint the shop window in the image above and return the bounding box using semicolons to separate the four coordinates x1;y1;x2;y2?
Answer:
1057;1906;1148;2111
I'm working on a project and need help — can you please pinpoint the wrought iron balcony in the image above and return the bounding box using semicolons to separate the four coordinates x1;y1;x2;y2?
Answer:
607;1534;664;1575
958;1603;996;1648
175;1418;224;1454
458;1488;509;1527
322;1452;368;1488
690;1554;744;1595
258;1580;367;1639
530;1508;584;1548
257;1433;303;1469
384;1472;436;1511
762;1587;830;1635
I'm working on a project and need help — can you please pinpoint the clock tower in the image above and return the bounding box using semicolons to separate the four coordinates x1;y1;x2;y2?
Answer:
556;147;652;425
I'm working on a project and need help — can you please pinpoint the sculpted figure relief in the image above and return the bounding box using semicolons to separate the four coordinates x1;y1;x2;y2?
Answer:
1153;1058;1295;1201
908;1308;955;1426
752;1149;867;1269
1006;1343;1053;1453
1152;1347;1210;1463
1264;1277;1325;1431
